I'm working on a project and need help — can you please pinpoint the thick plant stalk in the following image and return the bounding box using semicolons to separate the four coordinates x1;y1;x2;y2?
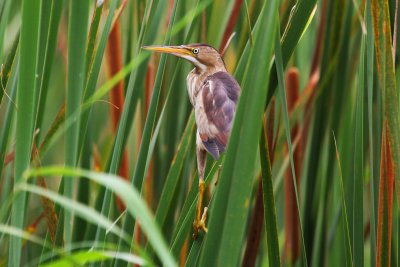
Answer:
284;68;301;264
106;19;130;212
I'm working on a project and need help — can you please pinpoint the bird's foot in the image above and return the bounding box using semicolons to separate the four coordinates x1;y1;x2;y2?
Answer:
193;207;208;239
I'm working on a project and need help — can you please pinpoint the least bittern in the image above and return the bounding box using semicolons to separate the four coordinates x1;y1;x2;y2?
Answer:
143;44;240;238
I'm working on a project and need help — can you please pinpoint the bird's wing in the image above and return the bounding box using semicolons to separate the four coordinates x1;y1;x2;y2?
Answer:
200;71;240;155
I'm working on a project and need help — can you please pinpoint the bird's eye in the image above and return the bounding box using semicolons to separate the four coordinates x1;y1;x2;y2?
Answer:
192;48;199;54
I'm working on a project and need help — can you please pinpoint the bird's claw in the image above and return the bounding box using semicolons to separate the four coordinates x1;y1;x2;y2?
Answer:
193;207;208;239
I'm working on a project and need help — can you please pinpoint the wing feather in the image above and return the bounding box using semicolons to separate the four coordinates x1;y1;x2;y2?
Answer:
200;71;240;156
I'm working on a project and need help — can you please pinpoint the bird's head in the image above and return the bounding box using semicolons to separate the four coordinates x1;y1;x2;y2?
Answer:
142;44;225;72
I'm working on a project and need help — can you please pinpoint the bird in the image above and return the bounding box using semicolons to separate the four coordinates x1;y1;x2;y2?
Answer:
142;44;240;239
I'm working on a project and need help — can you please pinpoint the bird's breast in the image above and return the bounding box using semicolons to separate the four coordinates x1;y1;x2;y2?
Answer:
186;69;210;106
187;70;200;106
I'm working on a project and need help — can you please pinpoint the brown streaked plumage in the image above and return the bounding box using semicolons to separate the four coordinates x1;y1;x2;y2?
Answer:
143;44;240;238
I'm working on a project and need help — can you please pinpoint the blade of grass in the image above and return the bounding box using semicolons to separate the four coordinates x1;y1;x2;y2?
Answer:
0;57;17;185
184;239;203;267
393;0;399;61
40;250;146;267
8;0;41;265
64;0;90;245
0;73;16;225
332;132;354;267
79;0;116;150
72;0;106;243
3;225;76;266
376;126;394;267
0;30;19;107
352;32;365;267
0;225;149;266
33;0;52;119
85;1;104;79
1;222;46;241
372;1;400;266
35;0;64;138
259;122;281;267
372;0;400;210
0;0;11;63
18;183;130;244
26;166;178;267
366;0;377;265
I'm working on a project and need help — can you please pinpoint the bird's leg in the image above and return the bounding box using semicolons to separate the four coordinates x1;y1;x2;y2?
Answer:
193;148;208;239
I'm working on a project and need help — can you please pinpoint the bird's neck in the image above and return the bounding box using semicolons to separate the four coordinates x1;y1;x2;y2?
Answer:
193;66;222;88
194;65;226;79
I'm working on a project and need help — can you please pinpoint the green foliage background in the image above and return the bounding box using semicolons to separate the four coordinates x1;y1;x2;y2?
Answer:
0;0;399;266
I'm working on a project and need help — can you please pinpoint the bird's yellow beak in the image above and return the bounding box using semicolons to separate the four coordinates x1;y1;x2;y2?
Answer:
142;45;191;57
